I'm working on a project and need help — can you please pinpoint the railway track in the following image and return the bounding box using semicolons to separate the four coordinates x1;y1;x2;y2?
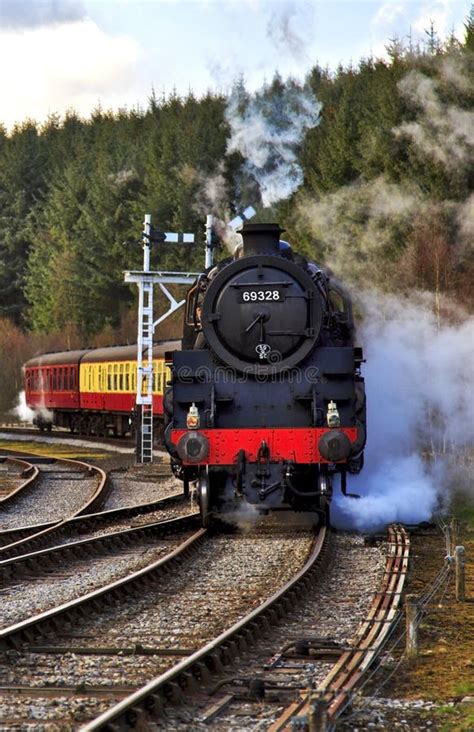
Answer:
1;512;200;629
0;457;108;558
0;456;39;502
82;525;406;731
0;519;320;729
0;487;193;562
269;524;410;731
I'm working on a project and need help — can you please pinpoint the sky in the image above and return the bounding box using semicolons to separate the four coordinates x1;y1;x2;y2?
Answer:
0;0;471;130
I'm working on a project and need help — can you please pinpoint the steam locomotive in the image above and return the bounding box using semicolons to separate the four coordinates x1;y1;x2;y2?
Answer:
165;223;366;525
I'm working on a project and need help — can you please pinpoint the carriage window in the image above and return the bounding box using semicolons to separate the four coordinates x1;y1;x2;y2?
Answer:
52;370;57;390
113;373;118;391
119;372;124;390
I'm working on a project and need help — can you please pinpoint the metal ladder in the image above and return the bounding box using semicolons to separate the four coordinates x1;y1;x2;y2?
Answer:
137;278;155;464
140;401;154;463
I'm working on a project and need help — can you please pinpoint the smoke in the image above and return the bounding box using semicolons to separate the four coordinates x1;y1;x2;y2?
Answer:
192;161;231;220
265;1;314;64
440;56;473;95
108;168;137;188
0;0;85;30
221;501;262;532
457;192;474;245
332;291;474;531
226;80;321;208
394;66;474;169
11;390;35;422
297;176;426;287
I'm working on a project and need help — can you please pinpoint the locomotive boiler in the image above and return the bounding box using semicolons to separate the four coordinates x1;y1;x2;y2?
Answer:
165;223;366;525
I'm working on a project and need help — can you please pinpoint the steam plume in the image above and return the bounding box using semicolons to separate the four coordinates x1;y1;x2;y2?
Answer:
394;66;474;169
226;80;321;207
333;291;474;531
11;390;36;423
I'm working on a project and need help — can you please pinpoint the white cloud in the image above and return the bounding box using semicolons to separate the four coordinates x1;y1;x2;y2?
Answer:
0;0;86;29
0;18;140;129
412;0;464;38
372;1;406;27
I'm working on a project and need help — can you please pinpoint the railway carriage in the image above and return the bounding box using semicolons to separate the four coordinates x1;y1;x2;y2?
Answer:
24;342;179;437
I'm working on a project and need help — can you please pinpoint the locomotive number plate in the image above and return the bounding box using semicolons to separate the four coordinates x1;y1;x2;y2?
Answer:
239;288;285;303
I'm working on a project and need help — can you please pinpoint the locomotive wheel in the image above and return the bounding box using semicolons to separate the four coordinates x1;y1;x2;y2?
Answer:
317;471;332;527
318;472;329;496
198;467;212;528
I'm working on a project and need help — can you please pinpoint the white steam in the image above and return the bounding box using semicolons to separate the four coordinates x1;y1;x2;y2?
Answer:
11;391;35;423
266;2;314;64
226;82;321;207
297;176;425;286
394;67;474;168
457;192;474;245
333;292;474;531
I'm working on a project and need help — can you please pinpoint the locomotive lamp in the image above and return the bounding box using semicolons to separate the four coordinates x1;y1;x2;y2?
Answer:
327;400;341;428
186;403;200;429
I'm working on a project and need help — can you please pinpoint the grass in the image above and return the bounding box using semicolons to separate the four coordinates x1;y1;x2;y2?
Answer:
446;485;474;530
0;439;108;460
453;681;474;697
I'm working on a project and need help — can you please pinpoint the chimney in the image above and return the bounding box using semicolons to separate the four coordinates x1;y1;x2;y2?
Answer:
240;223;285;257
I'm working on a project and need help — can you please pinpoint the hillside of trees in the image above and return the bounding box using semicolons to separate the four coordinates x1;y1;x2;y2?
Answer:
0;13;473;417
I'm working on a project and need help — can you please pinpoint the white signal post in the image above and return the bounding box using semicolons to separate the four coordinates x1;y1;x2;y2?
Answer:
124;214;197;463
125;207;256;464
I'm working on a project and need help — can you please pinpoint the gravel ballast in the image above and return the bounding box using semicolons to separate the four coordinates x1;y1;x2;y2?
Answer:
0;464;99;532
0;522;315;728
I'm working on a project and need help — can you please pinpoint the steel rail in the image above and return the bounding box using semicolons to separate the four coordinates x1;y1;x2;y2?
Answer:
0;458;108;559
81;525;330;731
0;493;191;578
0;511;200;581
0;520;206;652
268;524;410;731
0;456;39;505
0;491;186;552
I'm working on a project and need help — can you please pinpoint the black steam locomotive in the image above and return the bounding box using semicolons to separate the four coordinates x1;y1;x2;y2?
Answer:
165;224;366;526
